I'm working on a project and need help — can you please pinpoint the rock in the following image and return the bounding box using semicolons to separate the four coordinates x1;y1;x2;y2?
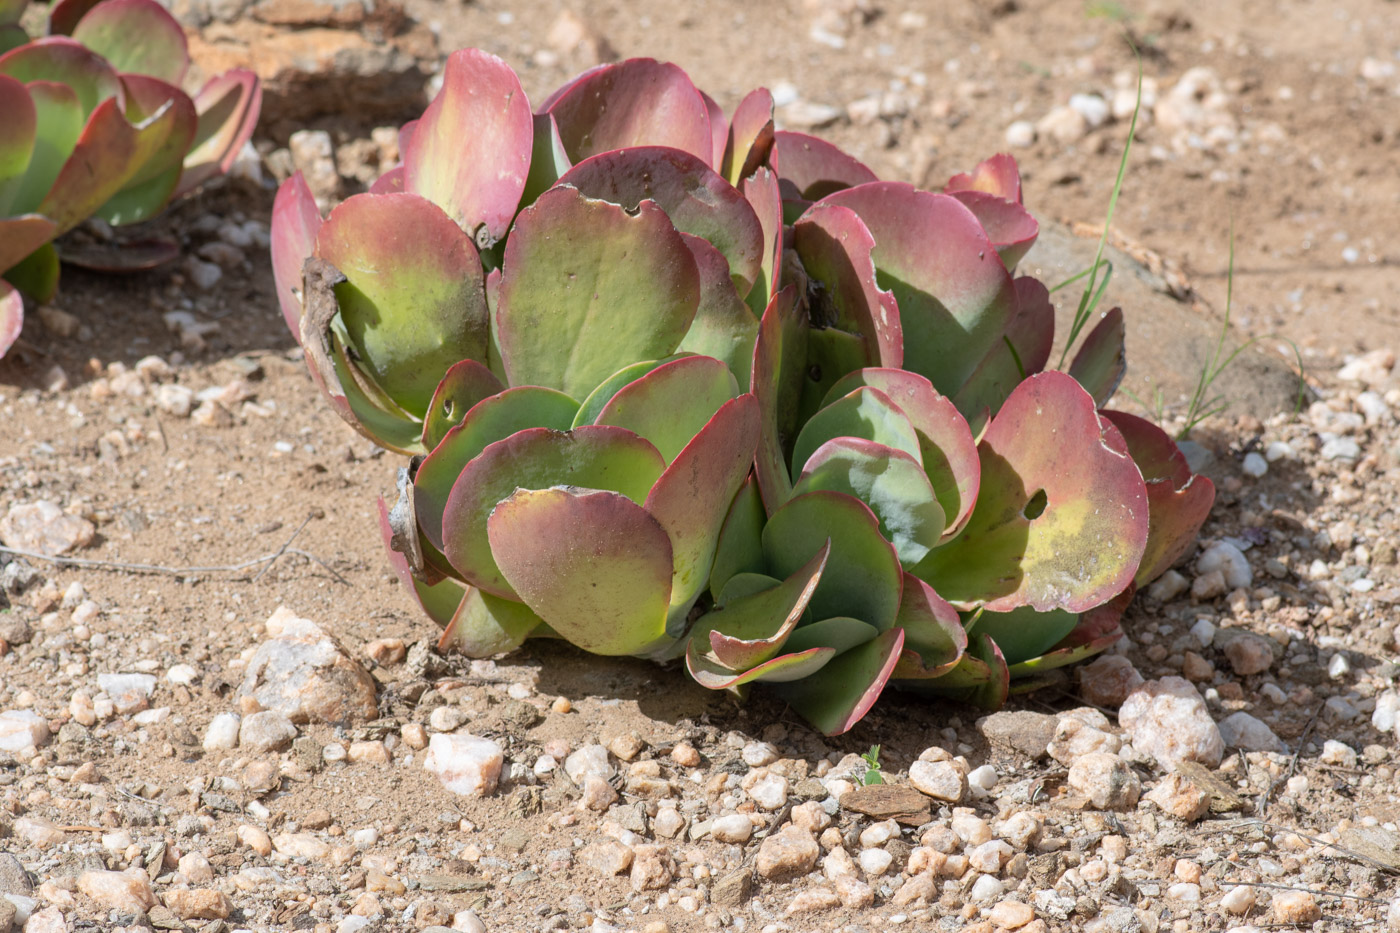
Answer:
1220;630;1276;676
0;711;50;754
785;887;840;914
1005;120;1036;147
423;734;503;797
1047;713;1121;766
76;868;156;914
909;759;967;803
745;770;789;810
13;817;64;848
237;824;273;856
363;638;406;666
839;783;932;824
274;833;329;859
1144;773;1210;821
629;845;675;891
978;710;1056;758
1273;890;1321;924
1068;93;1110;127
1216;712;1287;753
580;774;618;810
1119;677;1224;770
834;876;874;908
711;814;754;844
1190;569;1227;600
1337;348;1395;385
1077;655;1144;708
1320;740;1359;768
990;900;1037;930
858;847;893;875
21;907;64;933
891;872;936;906
756;826;820;881
741;740;779;767
1067;753;1141;810
0;898;14;933
178;853;214;886
1147;569;1188;602
238;606;378;724
162;889;232;920
97;673;156;714
0;853;33;896
1195;541;1252;590
239;710;298;753
711;871;753;908
580;839;633;876
203;712;241;750
0;501;94;556
782;100;843;129
1036;105;1088;144
971;874;1007;902
564;744;613;783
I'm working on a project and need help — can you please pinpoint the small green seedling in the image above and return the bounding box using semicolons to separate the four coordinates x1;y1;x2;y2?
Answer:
860;746;884;785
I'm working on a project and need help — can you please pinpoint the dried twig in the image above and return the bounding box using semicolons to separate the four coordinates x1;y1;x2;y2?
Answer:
0;513;350;585
1257;701;1323;813
251;514;313;583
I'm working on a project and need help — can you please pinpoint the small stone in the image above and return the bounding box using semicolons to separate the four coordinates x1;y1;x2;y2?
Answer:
97;673;156;714
203;712;241;750
653;808;685;838
238;710;297;753
1047;712;1120;766
429;706;466;732
1216;711;1286;753
401;723;428;750
967;764;998;795
670;742;701;767
0;710;50;754
564;744;613;783
1144;773;1210;821
274;832;329;860
1147;569;1188;602
746;770;789;810
1220;885;1255;915
1191;569;1227;600
423;734;503;797
711;814;754;844
77;868;156;914
1196;542;1253;589
996;812;1042;850
20;907;64;933
711;871;753;908
891;873;936;907
741;741;779;766
1241;452;1268;477
239;606;378;723
785;887;841;915
580;839;633;876
606;731;645;761
629;845;674;892
154;384;194;417
347;740;390;764
162;889;232;920
178;853;213;885
1077;655;1145;708
0;501;95;556
1320;740;1358;768
1181;651;1214;682
833;876;874;908
1067;753;1141;810
237;824;273;856
1005;120;1036;147
971;874;1007;902
909;759;967;802
1068;93;1110;127
14;816;65;848
1119;676;1224;770
0;853;33;896
1221;631;1275;675
1273;891;1321;924
363;638;406;666
1036;105;1088;144
580;774;618;811
977;710;1056;758
990;900;1037;930
791;800;832;833
756;826;820;881
37;304;79;337
858;847;893;876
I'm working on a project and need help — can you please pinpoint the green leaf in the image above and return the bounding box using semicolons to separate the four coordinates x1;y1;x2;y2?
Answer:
771;627;904;736
970;605;1080;666
421;360;506;453
709;475;767;595
595;354;738;465
438;585;543;657
790;386;922;480
70;0;188;83
676;234;759;392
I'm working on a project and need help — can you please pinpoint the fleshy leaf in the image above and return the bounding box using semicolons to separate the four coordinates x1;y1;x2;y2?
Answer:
772;130;877;202
402;48;532;246
0;214;57;278
690;541;829;671
376;496;464;626
790;386;922;479
771;627;904;736
944;153;1022;203
544;58;713;165
762;491;903;631
71;0;188;84
823;368;981;541
0;278;21;358
645;394;760;630
699;89;727;170
414;386;580;550
440;425;666;598
740;166;782;316
175;69;261;197
709;474;767;595
675;234;759;392
47;0;102;34
369;166;403;194
1067;307;1126;408
57;236;175;272
270;172;322;336
686;643;835;689
573;357;681;429
496;186;700;400
952;276;1056;424
946;190;1038;271
794;202;902;369
915;371;1149;613
595;354;738;464
314;192;489;418
1102;410;1216;586
421;359;507;452
438;585;543;657
1007;591;1128;677
520;112;570;209
0;37;121;115
969;605;1081;666
0;74;35;215
3;241;57;302
722;87;775;186
794;437;945;567
820;183;1016;399
9;81;83;215
783;616;880;655
96;74;197;225
559;146;764;294
488;486;674;656
751;286;806;513
890;573;966;678
0;0;23;27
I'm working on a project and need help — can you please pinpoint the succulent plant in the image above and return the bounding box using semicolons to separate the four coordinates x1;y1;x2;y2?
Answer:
274;50;1215;735
0;0;261;357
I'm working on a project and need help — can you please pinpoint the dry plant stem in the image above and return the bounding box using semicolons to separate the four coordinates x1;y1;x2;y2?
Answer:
1256;702;1323;813
0;513;351;585
1222;820;1400;876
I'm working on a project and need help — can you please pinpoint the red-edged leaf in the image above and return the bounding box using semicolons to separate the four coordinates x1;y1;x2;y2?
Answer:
175;68;261;197
722;87;775;186
402;48;532;246
693;541;829;671
376;496;464;627
740;165;782;315
438;585;543;657
772;627;905;735
699;88;727;170
544;58;712;165
0;214;57;276
0;36;121;115
71;0;188;84
943;153;1023;203
270;171;322;336
421;359;507;453
369;165;404;194
751;285;806;514
675;234;759;391
946;189;1038;271
890;573;966;679
595;354;738;464
1068;307;1126;408
772;129;877;202
0;278;22;358
952;275;1057;425
0;73;35;215
47;0;102;34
